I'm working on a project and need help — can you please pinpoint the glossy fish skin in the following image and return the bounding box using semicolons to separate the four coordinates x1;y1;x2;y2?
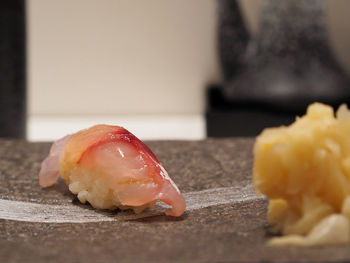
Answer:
39;125;186;217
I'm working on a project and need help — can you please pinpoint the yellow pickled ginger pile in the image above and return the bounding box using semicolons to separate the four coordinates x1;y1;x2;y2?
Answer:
253;103;350;246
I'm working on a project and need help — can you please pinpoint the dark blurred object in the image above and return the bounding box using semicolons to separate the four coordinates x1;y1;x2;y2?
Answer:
207;85;296;137
218;0;249;81
207;0;350;137
0;0;26;138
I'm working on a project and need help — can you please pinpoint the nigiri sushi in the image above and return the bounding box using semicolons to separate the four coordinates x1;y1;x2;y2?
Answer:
39;125;186;217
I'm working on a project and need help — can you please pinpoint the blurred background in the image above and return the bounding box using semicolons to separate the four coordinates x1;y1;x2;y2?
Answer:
27;0;218;141
2;0;350;140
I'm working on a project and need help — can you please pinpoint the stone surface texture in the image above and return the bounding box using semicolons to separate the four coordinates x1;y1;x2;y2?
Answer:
1;138;350;262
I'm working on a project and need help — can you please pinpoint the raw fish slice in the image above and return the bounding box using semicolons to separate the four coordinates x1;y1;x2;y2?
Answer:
39;125;186;217
39;135;71;187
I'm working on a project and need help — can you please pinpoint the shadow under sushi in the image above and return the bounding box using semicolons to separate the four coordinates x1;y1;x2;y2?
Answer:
41;178;75;199
69;197;187;222
127;212;188;223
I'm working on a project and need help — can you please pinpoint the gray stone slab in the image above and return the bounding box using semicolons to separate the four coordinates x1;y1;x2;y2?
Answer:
1;138;349;262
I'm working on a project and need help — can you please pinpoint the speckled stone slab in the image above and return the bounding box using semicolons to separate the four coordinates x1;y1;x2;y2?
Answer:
1;138;350;263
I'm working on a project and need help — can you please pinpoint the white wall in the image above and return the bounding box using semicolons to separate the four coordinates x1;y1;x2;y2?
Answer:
28;0;350;118
27;0;220;117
